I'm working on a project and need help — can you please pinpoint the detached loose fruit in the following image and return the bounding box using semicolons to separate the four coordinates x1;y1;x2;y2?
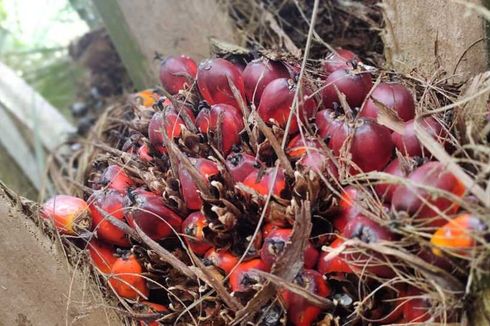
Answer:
281;269;330;326
178;158;219;210
258;78;317;134
197;58;245;107
41;195;92;235
360;82;415;122
431;213;486;256
87;239;117;274
392;161;465;226
125;188;182;240
182;212;213;255
229;259;270;293
159;55;197;95
242;167;286;197
260;228;319;269
109;254;149;300
89;190;130;247
243;57;290;106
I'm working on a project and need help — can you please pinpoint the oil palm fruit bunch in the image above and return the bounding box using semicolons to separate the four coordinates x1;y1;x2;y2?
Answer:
41;48;488;325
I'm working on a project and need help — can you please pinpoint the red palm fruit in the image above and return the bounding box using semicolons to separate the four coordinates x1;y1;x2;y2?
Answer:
178;158;219;210
315;109;344;139
366;286;405;324
99;165;134;194
139;301;168;326
297;151;339;180
286;135;322;159
401;287;432;323
225;152;261;183
322;69;372;109
182;212;213;255
329;118;394;173
360;82;415;122
318;238;353;274
41;195;92;235
374;158;414;203
197;58;245;107
260;228;319;269
258;78;318;134
108;254;149;300
88;190;130;247
201;104;244;155
148;107;195;155
430;213;486;256
333;186;362;232
242;168;286;197
342;214;397;277
342;214;395;243
281;269;330;326
233;61;246;72
125;188;182;240
87;239;117;274
137;143;153;162
242;57;290;106
392;161;465;226
415;247;453;271
229;258;270;293
204;248;239;274
323;48;360;75
262;223;282;238
159;55;197;95
195;107;210;133
339;186;358;210
391;117;447;157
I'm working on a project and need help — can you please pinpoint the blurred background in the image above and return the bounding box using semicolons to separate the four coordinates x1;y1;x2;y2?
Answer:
0;0;131;198
1;0;92;111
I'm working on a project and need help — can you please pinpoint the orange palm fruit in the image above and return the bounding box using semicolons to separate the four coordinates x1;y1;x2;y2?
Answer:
41;195;92;235
87;239;117;274
134;89;159;107
139;301;169;326
108;254;149;300
431;213;486;256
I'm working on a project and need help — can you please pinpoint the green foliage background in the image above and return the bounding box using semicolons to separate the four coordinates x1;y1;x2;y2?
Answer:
0;0;97;116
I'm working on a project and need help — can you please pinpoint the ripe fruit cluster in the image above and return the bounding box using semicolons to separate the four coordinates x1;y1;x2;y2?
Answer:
40;50;487;325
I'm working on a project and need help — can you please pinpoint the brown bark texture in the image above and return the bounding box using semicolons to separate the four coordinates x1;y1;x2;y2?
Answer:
383;0;488;81
118;0;240;77
0;183;120;325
